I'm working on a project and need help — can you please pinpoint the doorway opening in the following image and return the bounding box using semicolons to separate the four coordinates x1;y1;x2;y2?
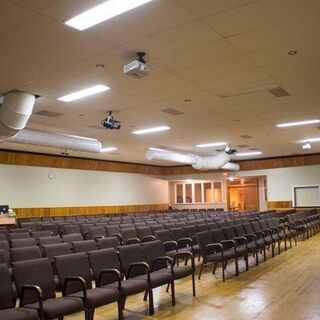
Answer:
227;177;260;211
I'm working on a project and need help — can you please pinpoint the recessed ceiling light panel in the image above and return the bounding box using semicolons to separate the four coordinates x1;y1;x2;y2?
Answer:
276;119;320;128
132;126;170;135
196;142;227;148
300;137;320;143
236;151;262;156
100;147;118;152
58;84;110;102
65;0;154;31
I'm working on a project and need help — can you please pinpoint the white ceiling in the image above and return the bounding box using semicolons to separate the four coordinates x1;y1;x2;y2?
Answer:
1;0;320;166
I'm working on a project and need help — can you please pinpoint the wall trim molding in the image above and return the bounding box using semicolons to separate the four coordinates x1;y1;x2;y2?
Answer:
14;203;170;218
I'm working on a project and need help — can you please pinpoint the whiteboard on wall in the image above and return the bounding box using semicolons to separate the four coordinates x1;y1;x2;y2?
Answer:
293;185;320;207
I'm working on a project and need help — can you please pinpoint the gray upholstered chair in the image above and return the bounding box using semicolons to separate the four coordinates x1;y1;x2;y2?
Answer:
13;258;84;320
0;264;39;320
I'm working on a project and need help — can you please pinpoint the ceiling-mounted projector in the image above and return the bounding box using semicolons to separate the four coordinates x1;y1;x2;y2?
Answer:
101;111;121;130
123;52;149;79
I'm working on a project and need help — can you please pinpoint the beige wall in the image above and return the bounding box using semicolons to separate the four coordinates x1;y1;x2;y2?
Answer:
0;164;169;208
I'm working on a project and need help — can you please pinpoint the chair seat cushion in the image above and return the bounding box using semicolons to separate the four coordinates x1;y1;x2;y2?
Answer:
207;249;236;262
70;287;119;309
136;270;173;288
0;308;39;320
172;265;193;279
235;246;247;256
246;242;257;251
25;297;83;319
106;279;149;296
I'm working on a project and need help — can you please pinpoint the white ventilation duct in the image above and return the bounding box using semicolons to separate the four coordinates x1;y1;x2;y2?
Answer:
145;149;240;171
0;91;36;140
0;90;102;153
10;129;102;153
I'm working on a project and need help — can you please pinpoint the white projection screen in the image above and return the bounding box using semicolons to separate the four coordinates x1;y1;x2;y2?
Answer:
293;185;320;207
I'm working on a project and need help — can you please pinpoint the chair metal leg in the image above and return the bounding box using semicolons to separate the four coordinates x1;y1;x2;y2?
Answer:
212;261;217;274
192;273;196;297
278;241;281;254
255;249;259;265
143;290;148;301
166;283;170;292
148;289;154;315
198;261;204;280
171;281;176;306
118;299;124;320
222;261;226;282
235;258;239;276
245;253;249;271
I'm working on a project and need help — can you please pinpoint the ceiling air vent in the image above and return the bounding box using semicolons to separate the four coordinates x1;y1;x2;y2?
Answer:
161;108;184;116
34;110;64;118
240;135;253;139
268;86;290;97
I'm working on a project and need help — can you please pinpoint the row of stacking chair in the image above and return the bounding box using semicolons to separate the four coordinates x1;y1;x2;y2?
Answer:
195;218;298;282
0;240;195;320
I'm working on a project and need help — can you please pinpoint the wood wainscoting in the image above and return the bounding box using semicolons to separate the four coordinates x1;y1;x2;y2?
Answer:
14;204;169;218
267;201;293;209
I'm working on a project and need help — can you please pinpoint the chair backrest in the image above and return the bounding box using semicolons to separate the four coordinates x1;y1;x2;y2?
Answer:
9;228;29;233
32;230;53;239
62;233;83;243
243;223;255;235
11;246;42;262
0;264;15;309
217;221;228;229
0;240;10;266
20;222;39;232
222;226;237;240
10;237;37;248
150;224;164;232
72;240;97;253
87;226;106;240
13;258;56;304
118;244;146;277
105;225;120;237
96;237;120;250
250;221;262;233
154;229;172;242
233;224;246;237
42;243;72;262
259;220;269;231
8;232;30;239
136;226;152;240
40;223;59;235
55;252;93;294
38;235;62;246
121;228;138;243
170;227;186;241
207;222;218;230
195;231;213;255
88;248;120;285
210;229;226;243
196;224;208;232
142;240;167;270
62;224;81;235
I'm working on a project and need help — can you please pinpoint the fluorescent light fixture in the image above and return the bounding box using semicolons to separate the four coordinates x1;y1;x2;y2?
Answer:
148;147;166;152
196;142;227;148
301;137;320;143
132;126;170;135
65;0;154;31
236;151;262;157
58;84;110;102
276;119;320;128
100;147;118;152
302;143;311;150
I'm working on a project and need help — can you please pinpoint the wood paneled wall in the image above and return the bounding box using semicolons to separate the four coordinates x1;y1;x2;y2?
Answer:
15;204;169;218
1;150;320;176
0;150;164;175
267;201;293;209
164;153;320;175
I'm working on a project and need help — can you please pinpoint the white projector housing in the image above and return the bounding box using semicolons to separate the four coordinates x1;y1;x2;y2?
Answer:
123;60;149;79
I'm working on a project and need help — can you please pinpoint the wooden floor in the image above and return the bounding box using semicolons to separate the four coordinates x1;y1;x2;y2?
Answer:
66;235;320;320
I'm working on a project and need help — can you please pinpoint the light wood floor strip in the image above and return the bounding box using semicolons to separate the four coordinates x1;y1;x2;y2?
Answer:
66;235;320;320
